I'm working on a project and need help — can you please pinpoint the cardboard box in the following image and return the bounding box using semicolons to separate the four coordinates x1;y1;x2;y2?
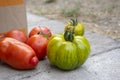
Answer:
0;0;27;34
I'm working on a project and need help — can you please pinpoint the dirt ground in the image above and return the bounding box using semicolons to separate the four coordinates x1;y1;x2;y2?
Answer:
25;0;120;41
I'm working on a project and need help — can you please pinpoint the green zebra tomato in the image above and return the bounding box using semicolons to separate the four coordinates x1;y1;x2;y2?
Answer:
47;31;90;70
64;19;85;36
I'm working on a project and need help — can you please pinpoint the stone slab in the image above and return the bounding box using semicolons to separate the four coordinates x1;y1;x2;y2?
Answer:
83;48;120;80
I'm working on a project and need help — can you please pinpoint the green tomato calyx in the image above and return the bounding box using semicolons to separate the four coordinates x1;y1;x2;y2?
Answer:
64;30;74;42
64;19;79;42
70;19;78;26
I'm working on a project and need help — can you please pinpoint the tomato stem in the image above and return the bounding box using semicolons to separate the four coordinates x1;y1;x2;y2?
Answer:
37;31;49;40
64;29;74;42
64;19;78;42
70;19;78;26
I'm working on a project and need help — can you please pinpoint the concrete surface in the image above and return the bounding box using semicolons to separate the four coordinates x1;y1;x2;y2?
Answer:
0;13;120;80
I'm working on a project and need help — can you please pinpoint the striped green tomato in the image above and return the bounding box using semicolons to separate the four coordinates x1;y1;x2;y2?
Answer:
47;32;90;70
64;19;85;36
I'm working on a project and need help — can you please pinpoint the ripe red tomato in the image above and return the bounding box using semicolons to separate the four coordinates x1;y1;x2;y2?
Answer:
27;34;48;60
29;26;52;39
5;30;28;43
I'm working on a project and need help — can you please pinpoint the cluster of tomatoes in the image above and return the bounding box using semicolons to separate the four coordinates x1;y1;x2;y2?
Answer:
0;26;52;70
0;19;90;71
